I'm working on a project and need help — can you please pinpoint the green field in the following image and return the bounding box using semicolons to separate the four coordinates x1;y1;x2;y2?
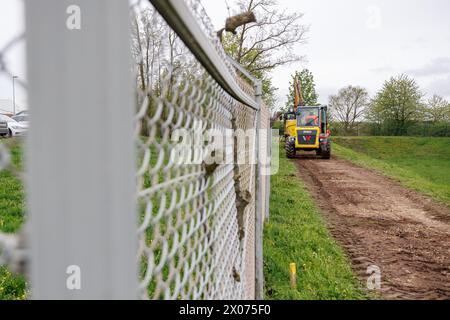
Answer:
333;137;450;207
0;138;27;300
1;138;367;300
264;147;365;300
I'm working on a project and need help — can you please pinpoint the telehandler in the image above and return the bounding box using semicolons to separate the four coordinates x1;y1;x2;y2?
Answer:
282;76;331;159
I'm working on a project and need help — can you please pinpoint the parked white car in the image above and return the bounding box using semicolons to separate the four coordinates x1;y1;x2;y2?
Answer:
12;114;30;126
0;114;28;137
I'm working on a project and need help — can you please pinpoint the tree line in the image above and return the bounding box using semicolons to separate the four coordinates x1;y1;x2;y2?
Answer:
330;74;450;136
285;70;450;137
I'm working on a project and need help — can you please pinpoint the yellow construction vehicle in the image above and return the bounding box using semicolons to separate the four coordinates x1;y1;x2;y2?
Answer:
282;76;331;159
282;108;297;139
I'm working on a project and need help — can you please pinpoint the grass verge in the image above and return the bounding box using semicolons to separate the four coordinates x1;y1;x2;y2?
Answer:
1;137;368;300
0;138;27;300
333;137;450;207
264;147;365;300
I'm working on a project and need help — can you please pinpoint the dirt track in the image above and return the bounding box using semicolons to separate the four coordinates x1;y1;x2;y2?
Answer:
294;153;450;300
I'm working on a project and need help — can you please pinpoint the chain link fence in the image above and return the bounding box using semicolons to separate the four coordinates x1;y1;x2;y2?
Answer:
133;0;270;300
0;0;272;299
0;0;27;275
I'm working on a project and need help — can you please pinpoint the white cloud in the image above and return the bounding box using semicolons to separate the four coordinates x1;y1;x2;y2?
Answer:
408;57;450;77
427;75;450;99
370;66;395;74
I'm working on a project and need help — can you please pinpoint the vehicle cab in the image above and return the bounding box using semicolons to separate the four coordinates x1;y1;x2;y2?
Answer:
295;106;329;149
284;105;331;159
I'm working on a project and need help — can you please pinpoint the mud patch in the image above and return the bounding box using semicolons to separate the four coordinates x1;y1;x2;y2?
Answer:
294;153;450;300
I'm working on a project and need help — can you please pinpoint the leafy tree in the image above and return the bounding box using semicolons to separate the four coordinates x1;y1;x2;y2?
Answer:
285;69;318;109
368;74;423;135
329;86;369;135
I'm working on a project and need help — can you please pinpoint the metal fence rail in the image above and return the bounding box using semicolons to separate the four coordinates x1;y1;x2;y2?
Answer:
0;0;271;300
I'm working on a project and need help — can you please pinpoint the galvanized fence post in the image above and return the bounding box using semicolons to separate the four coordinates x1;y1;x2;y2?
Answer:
26;0;137;299
229;55;265;299
254;80;264;300
265;125;271;221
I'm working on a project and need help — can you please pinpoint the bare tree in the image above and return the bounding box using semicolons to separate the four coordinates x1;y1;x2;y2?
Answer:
224;0;308;74
220;0;308;109
425;94;450;123
131;7;189;95
131;6;192;136
329;86;370;135
132;8;163;94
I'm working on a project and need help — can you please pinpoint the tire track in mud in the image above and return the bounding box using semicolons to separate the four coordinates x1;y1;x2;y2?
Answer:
294;153;450;300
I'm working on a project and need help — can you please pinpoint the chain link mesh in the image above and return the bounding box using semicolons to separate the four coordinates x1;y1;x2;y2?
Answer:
0;0;271;300
0;1;27;272
132;0;265;300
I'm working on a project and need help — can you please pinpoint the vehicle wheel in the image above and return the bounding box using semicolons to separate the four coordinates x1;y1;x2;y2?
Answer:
7;129;12;138
316;149;322;156
285;139;296;159
321;143;331;159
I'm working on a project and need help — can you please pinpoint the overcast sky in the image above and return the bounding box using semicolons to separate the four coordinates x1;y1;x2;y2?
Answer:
203;0;450;107
0;0;449;110
0;0;26;110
